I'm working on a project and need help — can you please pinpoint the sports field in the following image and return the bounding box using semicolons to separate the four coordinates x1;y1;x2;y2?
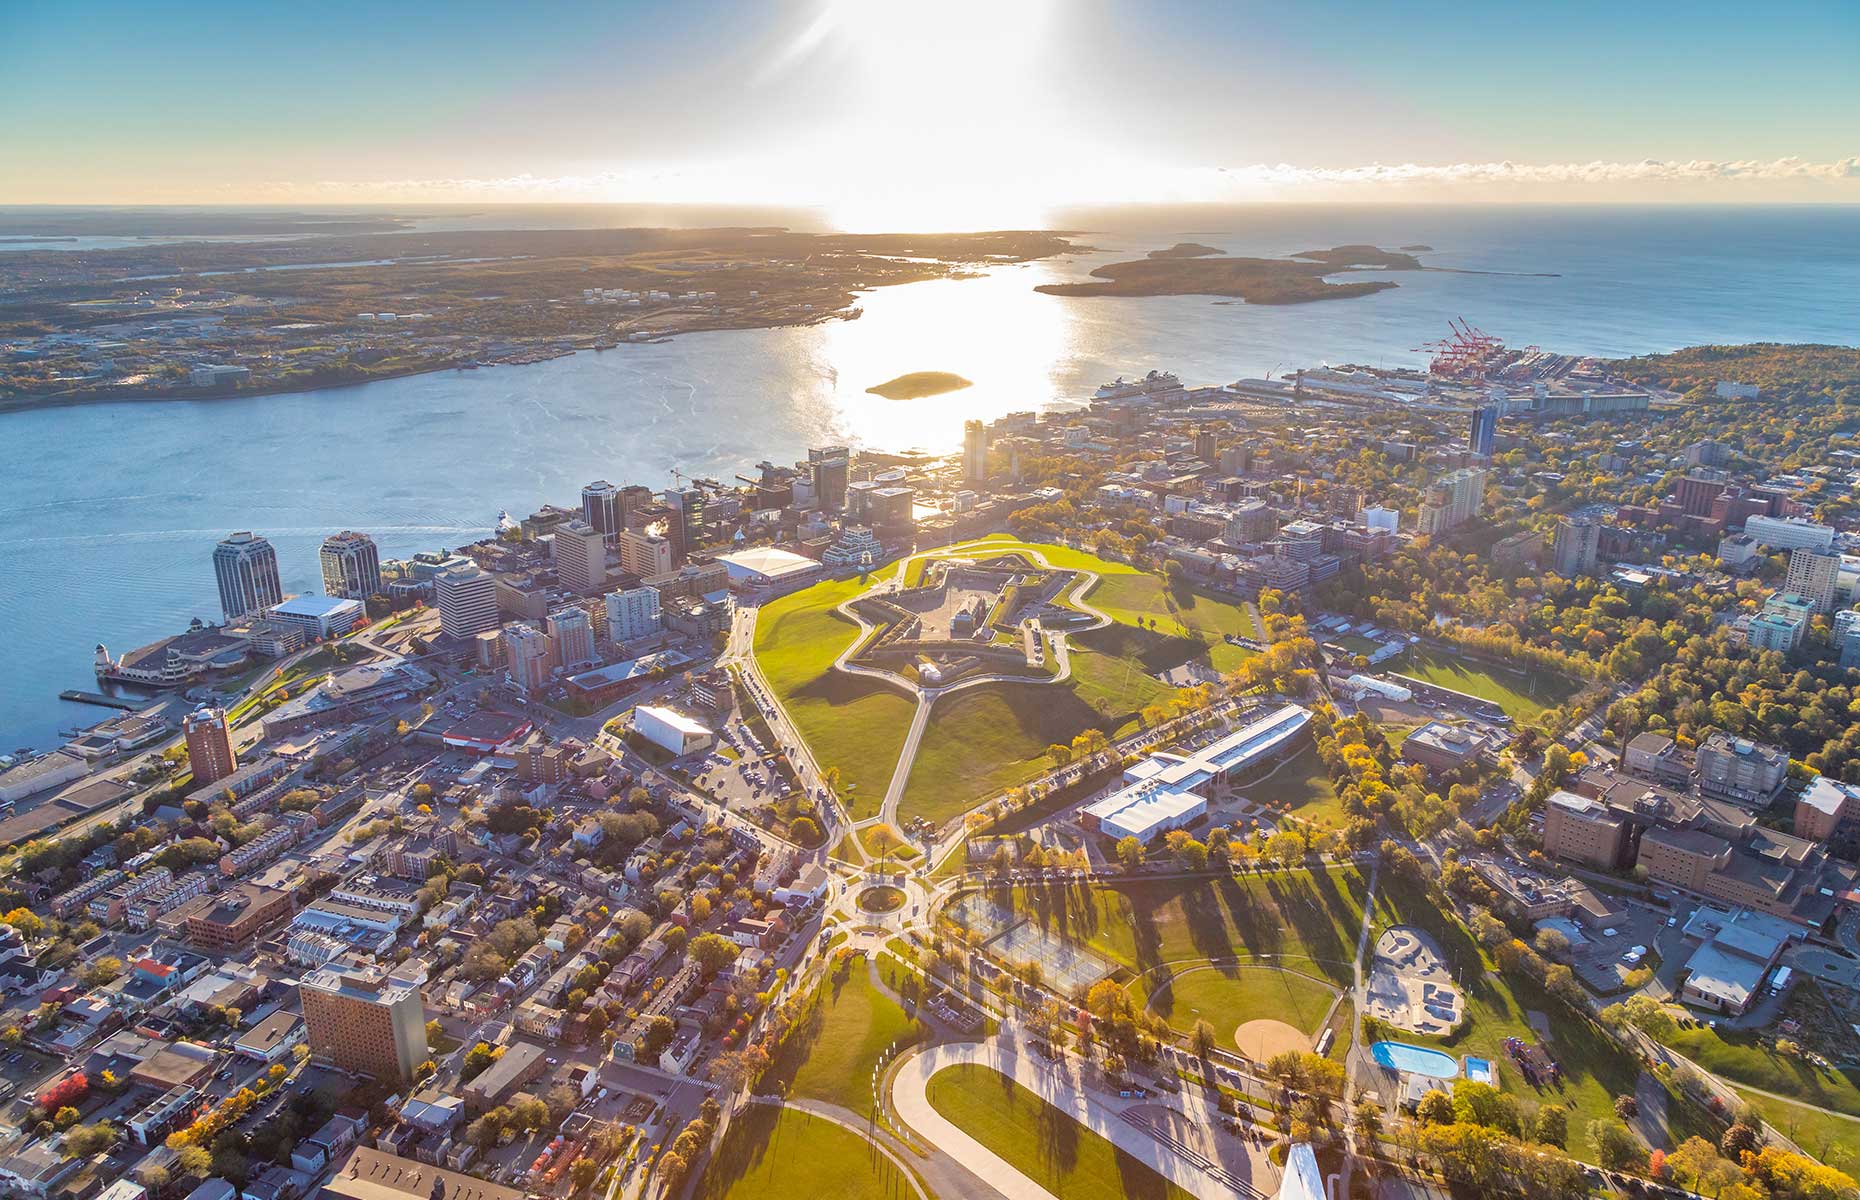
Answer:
925;1064;1197;1200
1396;646;1583;724
1135;964;1338;1049
754;577;914;818
1002;865;1375;987
695;1105;909;1200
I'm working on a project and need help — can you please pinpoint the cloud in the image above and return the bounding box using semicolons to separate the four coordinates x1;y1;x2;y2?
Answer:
249;154;1860;209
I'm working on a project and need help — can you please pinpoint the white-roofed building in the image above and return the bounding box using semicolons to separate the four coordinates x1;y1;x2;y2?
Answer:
266;594;364;639
1276;1143;1324;1200
631;705;714;757
716;546;824;590
1082;703;1311;843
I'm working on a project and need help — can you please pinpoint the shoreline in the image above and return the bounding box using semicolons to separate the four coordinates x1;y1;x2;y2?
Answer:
0;306;856;417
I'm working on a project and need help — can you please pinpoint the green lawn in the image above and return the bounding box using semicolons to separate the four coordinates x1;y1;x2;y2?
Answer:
898;684;1112;827
1374;873;1656;1165
1658;1025;1860;1120
1001;865;1375;987
755;577;914;818
1243;744;1346;824
1394;647;1584;724
1135;964;1338;1047
695;1105;909;1200
1729;1085;1860;1164
1088;571;1258;642
759;960;922;1112
925;1064;1197;1200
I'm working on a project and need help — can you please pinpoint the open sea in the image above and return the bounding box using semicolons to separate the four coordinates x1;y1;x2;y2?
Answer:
4;203;1858;751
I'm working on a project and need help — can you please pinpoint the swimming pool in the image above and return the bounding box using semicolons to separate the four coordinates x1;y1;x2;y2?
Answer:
1371;1041;1459;1079
1464;1056;1495;1085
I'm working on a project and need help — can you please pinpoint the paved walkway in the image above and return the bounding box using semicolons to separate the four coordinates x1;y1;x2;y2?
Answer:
891;1034;1274;1200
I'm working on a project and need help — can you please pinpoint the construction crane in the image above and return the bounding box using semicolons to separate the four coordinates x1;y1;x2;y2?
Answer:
1413;318;1505;380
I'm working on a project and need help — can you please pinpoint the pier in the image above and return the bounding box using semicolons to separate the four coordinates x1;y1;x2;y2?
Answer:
59;690;143;711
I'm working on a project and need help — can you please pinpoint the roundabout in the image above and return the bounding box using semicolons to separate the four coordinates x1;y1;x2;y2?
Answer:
857;884;908;914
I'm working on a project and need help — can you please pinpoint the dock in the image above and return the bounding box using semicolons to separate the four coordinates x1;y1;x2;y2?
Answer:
59;690;143;711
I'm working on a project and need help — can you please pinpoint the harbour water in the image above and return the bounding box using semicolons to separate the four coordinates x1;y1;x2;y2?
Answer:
5;204;1859;750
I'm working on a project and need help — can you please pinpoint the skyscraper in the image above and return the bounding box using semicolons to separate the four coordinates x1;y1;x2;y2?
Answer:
1417;468;1487;536
319;531;381;600
552;520;607;594
434;565;499;639
581;480;621;539
962;420;988;486
1552;514;1601;576
616;529;674;577
1784;547;1841;613
1468;405;1498;458
667;488;706;564
1193;426;1218;464
300;963;428;1084
808;446;850;510
547;607;596;670
504;623;553;693
183;706;237;787
213;532;282;622
606;586;662;642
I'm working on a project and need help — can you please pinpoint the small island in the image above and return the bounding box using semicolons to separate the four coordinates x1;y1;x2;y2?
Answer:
1147;242;1223;259
1036;244;1420;305
865;371;973;400
1400;243;1435;252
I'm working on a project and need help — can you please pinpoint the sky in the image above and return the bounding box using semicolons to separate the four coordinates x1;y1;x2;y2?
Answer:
3;0;1858;227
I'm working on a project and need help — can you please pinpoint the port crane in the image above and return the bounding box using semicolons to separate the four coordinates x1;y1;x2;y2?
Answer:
1414;318;1505;379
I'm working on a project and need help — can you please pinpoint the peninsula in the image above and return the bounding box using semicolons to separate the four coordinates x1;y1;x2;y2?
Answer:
0;226;1073;410
865;370;973;400
1035;243;1420;304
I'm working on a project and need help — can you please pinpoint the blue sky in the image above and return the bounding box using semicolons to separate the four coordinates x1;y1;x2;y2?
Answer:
3;0;1856;214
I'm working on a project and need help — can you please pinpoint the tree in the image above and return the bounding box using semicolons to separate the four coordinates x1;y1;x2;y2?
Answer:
61;1122;116;1158
1532;1104;1569;1149
641;1015;676;1059
1416;1089;1455;1125
461;1042;503;1082
175;1145;212;1177
789;816;821;846
1589;1120;1645;1173
1191;1019;1217;1061
1354;1098;1383;1142
1115;836;1144;868
688;932;740;976
2;908;44;939
1720;1122;1762;1163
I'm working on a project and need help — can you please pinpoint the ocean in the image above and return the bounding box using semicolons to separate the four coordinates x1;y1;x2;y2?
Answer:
4;203;1858;751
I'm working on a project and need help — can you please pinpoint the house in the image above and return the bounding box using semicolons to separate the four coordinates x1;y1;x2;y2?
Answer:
0;1142;82;1199
289;1113;363;1174
658;1024;701;1075
771;863;830;907
233;1010;304;1063
241;1166;311;1200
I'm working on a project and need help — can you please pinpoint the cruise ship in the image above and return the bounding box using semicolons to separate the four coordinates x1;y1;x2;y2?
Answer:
1091;370;1183;404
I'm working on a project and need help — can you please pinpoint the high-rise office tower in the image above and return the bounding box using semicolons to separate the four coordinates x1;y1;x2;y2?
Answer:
434;565;499;639
1552;514;1601;576
1784;547;1841;613
962;420;988;486
1468;405;1498;458
808;447;850;510
617;484;655;530
503;623;553;693
606;586;662;642
581;481;621;539
300;964;428;1084
1193;426;1218;464
1417;468;1487;536
1676;467;1731;518
183;706;237;786
667;488;706;564
213;532;282;622
552;520;607;594
547;607;596;670
319;531;381;600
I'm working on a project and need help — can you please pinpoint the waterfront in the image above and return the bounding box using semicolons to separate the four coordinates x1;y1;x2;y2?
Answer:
4;204;1859;750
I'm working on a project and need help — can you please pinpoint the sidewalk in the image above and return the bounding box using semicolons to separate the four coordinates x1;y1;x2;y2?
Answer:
891;1035;1275;1200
